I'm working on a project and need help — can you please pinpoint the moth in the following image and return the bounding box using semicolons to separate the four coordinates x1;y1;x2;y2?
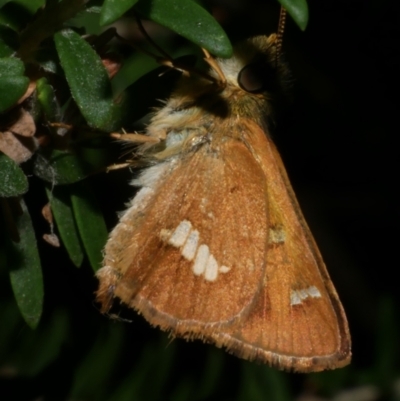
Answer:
96;23;351;373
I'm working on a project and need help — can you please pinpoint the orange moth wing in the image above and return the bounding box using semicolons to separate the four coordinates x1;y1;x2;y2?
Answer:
97;131;269;331
96;34;351;372
209;120;351;372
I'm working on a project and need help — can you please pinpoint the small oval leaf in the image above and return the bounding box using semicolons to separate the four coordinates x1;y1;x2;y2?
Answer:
45;186;85;267
0;57;29;112
8;199;44;329
36;77;61;121
4;0;45;14
0;75;29;111
70;181;108;272
0;2;35;31
116;55;196;126
278;0;309;31
54;29;115;130
33;149;91;185
135;0;232;58
100;0;139;26
0;153;28;197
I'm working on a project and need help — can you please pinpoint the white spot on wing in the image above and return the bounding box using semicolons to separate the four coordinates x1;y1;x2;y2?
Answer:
290;291;302;306
199;197;215;220
290;286;322;306
219;265;231;273
205;254;218;281
307;286;321;298
193;244;209;276
159;228;172;242
168;220;191;247
181;229;199;261
268;225;286;244
159;220;231;282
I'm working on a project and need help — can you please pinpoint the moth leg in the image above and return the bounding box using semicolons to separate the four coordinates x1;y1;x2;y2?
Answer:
48;122;73;130
106;163;133;172
110;132;161;144
202;48;227;87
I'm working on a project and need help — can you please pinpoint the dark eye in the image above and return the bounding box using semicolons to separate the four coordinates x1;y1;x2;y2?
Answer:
238;61;275;93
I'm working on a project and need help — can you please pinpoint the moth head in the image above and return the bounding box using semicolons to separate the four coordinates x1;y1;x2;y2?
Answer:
215;34;290;98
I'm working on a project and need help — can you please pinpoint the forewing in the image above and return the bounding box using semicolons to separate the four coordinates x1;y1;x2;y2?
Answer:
210;120;351;372
97;136;269;334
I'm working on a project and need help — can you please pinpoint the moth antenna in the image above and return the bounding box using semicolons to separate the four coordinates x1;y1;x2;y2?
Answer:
133;13;173;61
275;6;287;64
116;13;220;85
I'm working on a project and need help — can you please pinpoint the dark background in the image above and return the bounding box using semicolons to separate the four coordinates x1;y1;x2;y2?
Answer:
1;0;399;400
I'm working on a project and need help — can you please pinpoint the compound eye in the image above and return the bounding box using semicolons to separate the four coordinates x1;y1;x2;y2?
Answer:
238;61;275;93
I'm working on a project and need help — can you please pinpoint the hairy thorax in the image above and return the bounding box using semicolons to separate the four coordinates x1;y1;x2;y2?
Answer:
144;77;271;160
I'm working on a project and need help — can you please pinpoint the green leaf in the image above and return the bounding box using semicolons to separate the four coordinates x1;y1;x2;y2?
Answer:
33;149;93;185
0;2;34;30
278;0;309;31
135;0;232;58
100;0;139;26
70;181;108;271
0;74;29;112
35;47;61;74
0;57;29;112
8;199;44;329
0;56;25;75
4;0;45;14
0;1;44;31
86;5;102;14
45;186;84;267
17;0;88;60
115;55;195;126
54;29;115;130
36;77;61;121
0;153;28;197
